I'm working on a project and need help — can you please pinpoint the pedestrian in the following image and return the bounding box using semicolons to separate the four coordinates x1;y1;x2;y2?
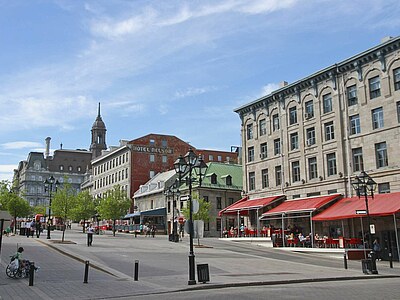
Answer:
25;220;31;238
373;239;382;260
87;224;94;246
36;221;42;238
30;220;36;237
151;225;156;238
5;226;11;236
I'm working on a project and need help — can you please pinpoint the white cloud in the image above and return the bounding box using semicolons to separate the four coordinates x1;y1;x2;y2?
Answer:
1;141;42;150
0;164;17;182
261;83;280;96
175;86;217;98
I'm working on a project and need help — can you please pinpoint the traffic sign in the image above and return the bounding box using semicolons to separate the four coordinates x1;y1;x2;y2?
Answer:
356;210;367;215
178;217;185;224
180;195;190;201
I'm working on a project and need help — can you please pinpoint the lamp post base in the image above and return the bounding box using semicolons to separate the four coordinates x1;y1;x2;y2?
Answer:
188;254;196;285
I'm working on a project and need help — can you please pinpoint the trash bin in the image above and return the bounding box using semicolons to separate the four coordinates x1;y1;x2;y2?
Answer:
361;259;372;274
197;264;210;283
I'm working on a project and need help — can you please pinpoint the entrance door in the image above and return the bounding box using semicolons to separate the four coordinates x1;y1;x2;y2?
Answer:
381;230;399;261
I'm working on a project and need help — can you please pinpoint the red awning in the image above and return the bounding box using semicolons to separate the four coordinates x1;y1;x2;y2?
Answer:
313;192;400;221
219;195;285;217
260;194;342;219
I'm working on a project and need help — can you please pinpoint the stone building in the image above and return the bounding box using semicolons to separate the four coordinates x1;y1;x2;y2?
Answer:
234;36;400;201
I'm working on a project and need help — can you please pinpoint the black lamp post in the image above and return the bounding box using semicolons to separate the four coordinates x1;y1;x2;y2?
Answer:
44;175;59;239
165;179;180;242
174;149;208;285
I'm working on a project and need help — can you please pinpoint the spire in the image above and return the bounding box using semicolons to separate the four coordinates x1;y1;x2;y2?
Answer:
98;102;101;118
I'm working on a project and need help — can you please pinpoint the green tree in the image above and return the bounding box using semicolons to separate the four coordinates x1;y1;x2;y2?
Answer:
6;193;32;233
97;185;130;236
52;182;77;242
33;205;46;216
72;190;97;233
181;192;210;245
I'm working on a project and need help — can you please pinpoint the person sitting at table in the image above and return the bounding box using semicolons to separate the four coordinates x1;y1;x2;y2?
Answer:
298;233;307;246
222;227;228;238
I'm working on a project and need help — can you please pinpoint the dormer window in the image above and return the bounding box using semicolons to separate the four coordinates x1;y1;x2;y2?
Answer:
225;175;232;186
59;165;64;171
68;165;73;172
211;173;217;184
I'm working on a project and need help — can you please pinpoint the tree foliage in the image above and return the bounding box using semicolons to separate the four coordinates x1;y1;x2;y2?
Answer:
72;190;97;232
52;181;77;241
181;192;211;221
97;185;131;236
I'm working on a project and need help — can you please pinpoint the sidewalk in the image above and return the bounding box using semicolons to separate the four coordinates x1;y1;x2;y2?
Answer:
1;225;399;299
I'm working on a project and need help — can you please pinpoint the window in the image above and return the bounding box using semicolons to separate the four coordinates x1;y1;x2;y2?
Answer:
324;121;334;141
149;170;155;178
216;218;221;231
306;127;315;146
290;132;298;150
260;143;267;159
259;119;267;136
204;222;210;231
375;142;388;168
305;100;314;119
378;183;390;194
217;197;222;209
323;93;332;114
261;169;269;189
209;155;214;161
162;140;167;147
59;165;64;171
352;147;364;172
228;198;234;205
272;114;280;131
369;76;381;99
372;107;384;129
225;175;232;186
397;101;400;123
274;139;281;155
77;166;81;172
347;85;357;106
328;189;338;194
291;161;300;182
275;166;282;186
327;153;337;176
162;155;167;163
217;155;222;162
247;124;253;140
308;157;318;180
350;115;361;135
289;107;297;125
393;67;400;91
149;139;155;145
249;172;255;191
150;154;155;162
211;174;217;184
248;147;254;162
203;196;209;202
68;165;73;171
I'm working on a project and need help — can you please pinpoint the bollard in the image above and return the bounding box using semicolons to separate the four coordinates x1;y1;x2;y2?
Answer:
389;252;393;268
83;260;89;283
343;253;348;269
29;262;35;286
134;260;139;281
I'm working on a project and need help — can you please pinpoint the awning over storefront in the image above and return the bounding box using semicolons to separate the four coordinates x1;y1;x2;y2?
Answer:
313;192;400;221
140;207;166;216
260;194;342;219
123;212;140;220
219;195;285;217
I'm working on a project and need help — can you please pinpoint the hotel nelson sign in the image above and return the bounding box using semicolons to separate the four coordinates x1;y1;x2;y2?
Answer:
131;145;174;154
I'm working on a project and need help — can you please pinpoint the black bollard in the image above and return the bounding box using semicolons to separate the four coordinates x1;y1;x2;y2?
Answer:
134;260;139;281
29;262;35;286
389;252;393;268
344;253;348;269
83;260;89;283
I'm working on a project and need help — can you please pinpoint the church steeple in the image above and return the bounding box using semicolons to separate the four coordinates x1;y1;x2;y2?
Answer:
90;102;107;159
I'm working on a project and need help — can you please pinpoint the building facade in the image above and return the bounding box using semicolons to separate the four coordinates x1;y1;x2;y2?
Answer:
235;36;400;200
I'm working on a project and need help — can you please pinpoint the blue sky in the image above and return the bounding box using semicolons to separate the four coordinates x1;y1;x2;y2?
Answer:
0;0;399;181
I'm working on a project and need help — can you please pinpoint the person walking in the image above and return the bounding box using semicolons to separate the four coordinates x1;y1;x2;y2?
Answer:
30;220;36;237
25;220;31;238
87;224;94;246
151;225;156;238
373;239;382;260
36;221;42;238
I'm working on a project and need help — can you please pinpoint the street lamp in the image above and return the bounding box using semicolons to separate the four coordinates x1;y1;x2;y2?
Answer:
165;179;180;243
351;171;377;273
174;149;208;285
44;175;59;239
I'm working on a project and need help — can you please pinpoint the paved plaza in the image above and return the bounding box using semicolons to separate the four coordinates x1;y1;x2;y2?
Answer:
1;225;399;299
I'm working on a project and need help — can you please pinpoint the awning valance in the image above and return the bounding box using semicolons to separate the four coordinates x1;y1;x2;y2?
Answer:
140;207;166;216
123;212;140;220
219;195;285;217
260;194;341;219
313;192;400;221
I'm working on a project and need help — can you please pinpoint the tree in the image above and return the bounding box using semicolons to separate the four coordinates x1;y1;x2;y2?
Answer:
72;190;97;233
181;192;211;245
6;193;32;233
97;185;130;236
52;181;77;242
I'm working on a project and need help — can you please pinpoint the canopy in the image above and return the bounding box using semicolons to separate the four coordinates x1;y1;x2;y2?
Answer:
123;212;140;220
140;207;166;216
313;192;400;221
260;194;341;219
219;195;285;217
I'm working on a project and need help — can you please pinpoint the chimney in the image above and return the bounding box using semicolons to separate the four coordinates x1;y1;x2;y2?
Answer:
279;81;288;88
45;137;51;158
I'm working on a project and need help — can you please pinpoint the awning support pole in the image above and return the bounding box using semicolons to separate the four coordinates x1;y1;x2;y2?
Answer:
237;211;240;237
256;209;260;237
341;219;345;238
393;213;400;262
281;213;285;247
310;211;314;248
360;217;366;259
